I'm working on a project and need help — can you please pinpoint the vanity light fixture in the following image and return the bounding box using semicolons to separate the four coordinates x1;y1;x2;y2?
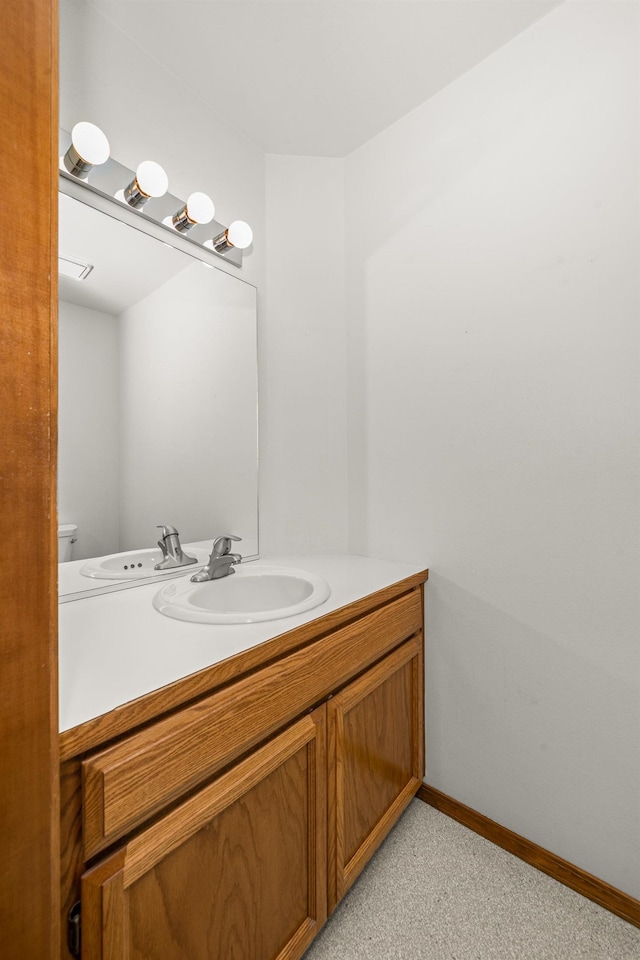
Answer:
123;160;169;208
63;121;110;179
60;123;250;267
171;192;215;233
210;220;254;253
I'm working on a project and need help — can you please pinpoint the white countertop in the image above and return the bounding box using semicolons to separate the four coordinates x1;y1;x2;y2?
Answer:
58;554;427;733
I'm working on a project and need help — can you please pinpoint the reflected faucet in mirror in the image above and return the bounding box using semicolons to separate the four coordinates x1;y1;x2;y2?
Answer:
154;524;197;571
191;535;242;582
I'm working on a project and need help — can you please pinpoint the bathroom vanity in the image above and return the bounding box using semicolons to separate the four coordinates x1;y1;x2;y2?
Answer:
58;556;428;960
56;135;428;959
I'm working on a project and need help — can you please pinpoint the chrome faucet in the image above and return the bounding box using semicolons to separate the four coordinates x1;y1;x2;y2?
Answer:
191;534;242;582
154;524;198;570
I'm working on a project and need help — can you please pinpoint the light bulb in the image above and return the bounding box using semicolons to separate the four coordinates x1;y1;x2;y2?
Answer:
124;160;169;208
227;221;253;250
210;220;253;254
63;122;110;178
172;192;215;232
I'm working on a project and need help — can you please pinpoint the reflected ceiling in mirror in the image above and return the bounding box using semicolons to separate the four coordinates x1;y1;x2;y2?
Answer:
58;186;258;602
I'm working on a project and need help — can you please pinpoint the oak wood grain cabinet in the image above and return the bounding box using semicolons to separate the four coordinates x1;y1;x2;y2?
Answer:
60;572;427;960
81;710;327;960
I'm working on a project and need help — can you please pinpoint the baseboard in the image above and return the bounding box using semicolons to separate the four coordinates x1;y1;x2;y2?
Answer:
417;783;640;929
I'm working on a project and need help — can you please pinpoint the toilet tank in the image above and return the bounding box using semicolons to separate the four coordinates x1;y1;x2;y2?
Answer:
57;524;77;562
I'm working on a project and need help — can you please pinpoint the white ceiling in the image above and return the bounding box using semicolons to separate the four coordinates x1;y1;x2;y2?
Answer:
59;193;192;314
88;0;563;158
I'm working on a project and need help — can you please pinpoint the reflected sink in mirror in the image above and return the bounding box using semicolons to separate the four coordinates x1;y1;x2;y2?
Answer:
153;565;331;624
81;546;211;581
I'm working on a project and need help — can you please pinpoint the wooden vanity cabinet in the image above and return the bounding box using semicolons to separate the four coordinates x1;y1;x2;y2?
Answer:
81;710;327;960
60;574;427;960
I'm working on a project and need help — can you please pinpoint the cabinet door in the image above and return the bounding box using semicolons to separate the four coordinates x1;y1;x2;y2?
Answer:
327;635;424;911
81;708;327;960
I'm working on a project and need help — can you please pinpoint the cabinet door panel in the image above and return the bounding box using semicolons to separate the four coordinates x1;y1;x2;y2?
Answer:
328;636;424;911
82;710;326;960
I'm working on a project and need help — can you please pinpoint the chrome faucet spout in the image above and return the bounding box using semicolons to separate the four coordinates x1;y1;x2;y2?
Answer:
191;535;243;582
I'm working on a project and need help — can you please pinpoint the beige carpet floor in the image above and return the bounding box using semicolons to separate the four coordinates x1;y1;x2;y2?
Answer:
304;799;640;960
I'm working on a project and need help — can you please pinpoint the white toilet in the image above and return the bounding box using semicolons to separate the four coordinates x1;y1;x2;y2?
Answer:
57;524;78;562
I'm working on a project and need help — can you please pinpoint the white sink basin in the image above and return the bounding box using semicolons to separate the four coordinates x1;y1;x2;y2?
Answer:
153;564;331;624
80;546;210;581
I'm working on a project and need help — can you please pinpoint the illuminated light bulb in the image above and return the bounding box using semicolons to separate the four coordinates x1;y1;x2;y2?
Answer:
63;122;110;178
123;160;169;208
211;220;253;254
227;220;253;249
172;192;215;232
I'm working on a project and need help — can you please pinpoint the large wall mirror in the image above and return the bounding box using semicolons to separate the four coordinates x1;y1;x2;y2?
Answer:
58;183;258;601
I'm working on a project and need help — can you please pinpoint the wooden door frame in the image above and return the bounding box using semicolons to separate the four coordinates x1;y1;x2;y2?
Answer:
0;1;59;957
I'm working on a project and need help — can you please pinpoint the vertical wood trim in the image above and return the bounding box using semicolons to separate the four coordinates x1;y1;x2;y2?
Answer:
412;633;425;780
102;872;126;960
277;704;328;960
420;582;427;778
327;702;345;911
81;853;127;960
309;704;328;927
60;761;83;960
0;1;59;958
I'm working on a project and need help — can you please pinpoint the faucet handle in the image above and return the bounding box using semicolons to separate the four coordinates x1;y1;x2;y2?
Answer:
212;534;242;556
157;524;179;539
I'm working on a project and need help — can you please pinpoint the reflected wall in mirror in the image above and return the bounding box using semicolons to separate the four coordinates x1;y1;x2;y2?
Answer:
58;190;258;600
